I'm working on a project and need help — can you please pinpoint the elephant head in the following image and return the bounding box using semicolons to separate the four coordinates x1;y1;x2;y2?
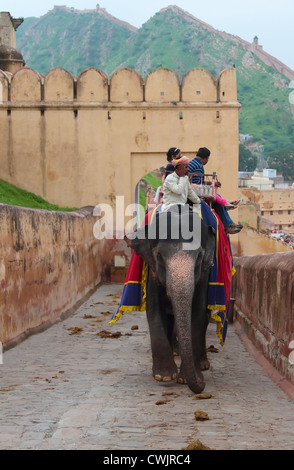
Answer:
126;207;215;394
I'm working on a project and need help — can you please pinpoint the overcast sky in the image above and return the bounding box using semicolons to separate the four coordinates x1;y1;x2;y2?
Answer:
2;0;294;70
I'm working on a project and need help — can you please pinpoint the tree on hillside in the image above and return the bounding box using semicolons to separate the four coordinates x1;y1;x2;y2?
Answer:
267;147;294;180
238;144;257;172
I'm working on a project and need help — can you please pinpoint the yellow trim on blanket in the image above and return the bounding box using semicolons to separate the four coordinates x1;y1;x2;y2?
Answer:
108;262;148;325
141;262;148;310
207;304;227;347
109;305;143;324
211;311;226;347
149;207;157;223
207;304;226;312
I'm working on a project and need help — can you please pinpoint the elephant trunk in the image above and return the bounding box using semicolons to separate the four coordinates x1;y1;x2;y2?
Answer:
166;251;205;394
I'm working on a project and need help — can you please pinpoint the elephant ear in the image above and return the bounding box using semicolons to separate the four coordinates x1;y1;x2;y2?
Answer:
202;225;215;271
124;227;156;273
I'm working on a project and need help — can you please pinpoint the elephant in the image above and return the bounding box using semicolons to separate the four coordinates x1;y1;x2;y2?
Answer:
125;205;215;394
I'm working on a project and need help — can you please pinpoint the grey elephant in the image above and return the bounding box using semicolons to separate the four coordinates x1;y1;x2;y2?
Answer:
125;206;215;394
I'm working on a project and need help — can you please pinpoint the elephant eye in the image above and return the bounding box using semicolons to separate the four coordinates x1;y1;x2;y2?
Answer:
157;252;163;262
156;251;166;267
194;250;203;269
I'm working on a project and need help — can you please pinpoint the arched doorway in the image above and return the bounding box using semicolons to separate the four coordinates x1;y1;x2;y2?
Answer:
134;167;164;226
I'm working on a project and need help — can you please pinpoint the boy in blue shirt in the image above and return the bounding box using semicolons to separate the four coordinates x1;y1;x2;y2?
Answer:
188;147;242;234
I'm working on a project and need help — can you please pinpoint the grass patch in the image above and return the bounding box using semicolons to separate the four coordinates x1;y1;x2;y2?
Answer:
138;171;162;222
143;171;162;189
0;179;77;211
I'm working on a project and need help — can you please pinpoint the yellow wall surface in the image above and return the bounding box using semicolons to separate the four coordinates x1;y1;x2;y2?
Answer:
0;66;241;216
260;188;294;234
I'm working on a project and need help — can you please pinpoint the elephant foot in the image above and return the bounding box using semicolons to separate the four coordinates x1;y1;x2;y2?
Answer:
154;372;177;382
178;365;187;385
200;358;210;371
152;357;178;383
178;360;208;385
178;373;205;393
177;376;187;385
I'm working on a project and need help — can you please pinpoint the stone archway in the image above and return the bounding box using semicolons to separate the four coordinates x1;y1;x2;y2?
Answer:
130;152;166;228
130;152;165;200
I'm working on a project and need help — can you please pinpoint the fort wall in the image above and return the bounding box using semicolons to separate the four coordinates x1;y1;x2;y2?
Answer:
0;204;109;349
0;12;18;48
232;251;294;384
0;66;241;220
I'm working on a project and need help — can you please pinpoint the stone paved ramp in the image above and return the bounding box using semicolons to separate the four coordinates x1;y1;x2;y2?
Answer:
1;283;294;450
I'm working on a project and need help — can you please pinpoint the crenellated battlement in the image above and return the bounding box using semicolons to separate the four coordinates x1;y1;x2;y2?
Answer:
0;65;238;104
0;65;240;254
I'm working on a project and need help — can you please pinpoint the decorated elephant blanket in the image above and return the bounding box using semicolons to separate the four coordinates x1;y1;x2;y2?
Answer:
108;210;154;324
110;201;234;346
200;201;235;345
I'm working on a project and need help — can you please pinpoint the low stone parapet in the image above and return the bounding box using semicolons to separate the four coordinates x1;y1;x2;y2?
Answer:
0;204;107;349
232;251;294;384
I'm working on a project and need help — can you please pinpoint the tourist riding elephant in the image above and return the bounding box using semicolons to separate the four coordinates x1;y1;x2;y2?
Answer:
126;206;215;394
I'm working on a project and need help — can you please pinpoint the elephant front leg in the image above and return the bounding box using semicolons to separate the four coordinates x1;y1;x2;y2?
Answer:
146;285;178;382
150;335;178;382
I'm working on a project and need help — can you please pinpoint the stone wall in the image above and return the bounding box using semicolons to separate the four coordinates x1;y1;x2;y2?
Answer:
232;251;294;384
0;12;19;48
0;204;108;349
0;66;241;213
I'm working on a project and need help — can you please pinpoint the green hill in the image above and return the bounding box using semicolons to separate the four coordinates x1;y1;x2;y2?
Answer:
16;5;294;169
0;179;77;211
16;8;134;73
